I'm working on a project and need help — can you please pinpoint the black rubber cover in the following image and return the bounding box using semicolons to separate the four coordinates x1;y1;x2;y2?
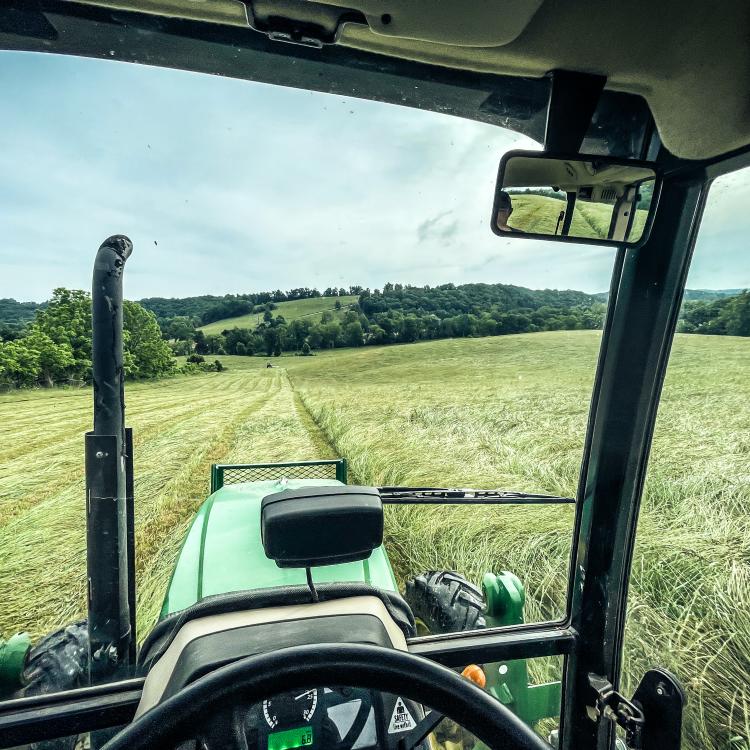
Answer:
261;485;383;567
103;643;550;750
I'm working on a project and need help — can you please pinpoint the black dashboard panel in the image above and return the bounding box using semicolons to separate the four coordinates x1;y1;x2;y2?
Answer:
159;613;430;750
192;687;427;750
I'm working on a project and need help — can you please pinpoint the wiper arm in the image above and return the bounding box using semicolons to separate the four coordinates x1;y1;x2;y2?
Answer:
377;487;575;505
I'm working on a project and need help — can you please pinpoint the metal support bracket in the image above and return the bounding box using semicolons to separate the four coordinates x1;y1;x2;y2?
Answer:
587;669;685;749
587;674;645;749
631;669;685;750
544;70;606;153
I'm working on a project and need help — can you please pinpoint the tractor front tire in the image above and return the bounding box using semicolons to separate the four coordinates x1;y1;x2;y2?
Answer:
405;571;486;635
18;620;88;750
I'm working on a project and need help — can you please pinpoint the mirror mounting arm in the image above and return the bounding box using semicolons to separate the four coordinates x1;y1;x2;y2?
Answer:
544;71;606;153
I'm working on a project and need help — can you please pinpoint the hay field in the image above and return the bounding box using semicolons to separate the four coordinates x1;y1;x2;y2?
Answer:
0;367;336;638
282;332;750;750
511;194;649;240
1;331;748;748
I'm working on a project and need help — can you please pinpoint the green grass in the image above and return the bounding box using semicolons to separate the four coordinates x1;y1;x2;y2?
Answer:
0;367;335;639
511;194;649;241
199;295;358;334
0;332;748;749
281;333;750;750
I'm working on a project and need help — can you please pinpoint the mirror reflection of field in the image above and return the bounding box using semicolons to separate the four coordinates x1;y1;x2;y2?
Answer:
510;194;649;241
0;331;747;749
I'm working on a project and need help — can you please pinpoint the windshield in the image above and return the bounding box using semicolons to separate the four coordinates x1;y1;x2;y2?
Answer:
1;51;611;707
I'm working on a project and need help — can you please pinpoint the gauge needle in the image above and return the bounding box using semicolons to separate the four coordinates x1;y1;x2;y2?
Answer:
294;692;311;701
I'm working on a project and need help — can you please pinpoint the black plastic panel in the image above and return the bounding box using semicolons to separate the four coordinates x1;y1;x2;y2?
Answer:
261;486;383;567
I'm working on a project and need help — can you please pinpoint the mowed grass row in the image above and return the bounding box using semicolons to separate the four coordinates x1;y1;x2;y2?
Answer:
284;333;589;625
0;367;333;639
278;332;750;750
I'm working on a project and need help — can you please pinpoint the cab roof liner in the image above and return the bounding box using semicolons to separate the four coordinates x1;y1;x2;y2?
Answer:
0;1;651;159
1;0;748;160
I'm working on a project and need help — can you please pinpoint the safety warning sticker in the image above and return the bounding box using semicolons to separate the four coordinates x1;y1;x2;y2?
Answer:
388;697;417;733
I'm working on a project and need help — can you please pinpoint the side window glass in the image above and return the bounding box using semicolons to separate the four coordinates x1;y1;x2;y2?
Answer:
623;165;750;750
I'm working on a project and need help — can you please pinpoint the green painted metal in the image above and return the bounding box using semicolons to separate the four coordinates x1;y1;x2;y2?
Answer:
160;478;397;618
210;459;348;493
166;461;558;731
339;458;348;485
0;632;31;695
481;572;562;727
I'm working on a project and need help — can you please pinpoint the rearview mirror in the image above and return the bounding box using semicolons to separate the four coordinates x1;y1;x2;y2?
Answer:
491;150;661;248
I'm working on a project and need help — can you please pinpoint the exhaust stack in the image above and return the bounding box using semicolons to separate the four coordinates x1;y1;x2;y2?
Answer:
86;235;135;684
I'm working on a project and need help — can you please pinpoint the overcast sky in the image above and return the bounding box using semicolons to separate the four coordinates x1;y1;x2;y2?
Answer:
1;51;748;302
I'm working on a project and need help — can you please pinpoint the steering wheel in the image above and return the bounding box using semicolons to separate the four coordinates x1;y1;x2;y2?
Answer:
102;643;550;750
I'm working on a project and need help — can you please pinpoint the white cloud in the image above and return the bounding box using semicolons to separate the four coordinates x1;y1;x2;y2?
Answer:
1;52;748;301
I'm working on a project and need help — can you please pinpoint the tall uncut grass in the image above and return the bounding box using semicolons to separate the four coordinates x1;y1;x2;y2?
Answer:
282;332;750;750
0;331;747;749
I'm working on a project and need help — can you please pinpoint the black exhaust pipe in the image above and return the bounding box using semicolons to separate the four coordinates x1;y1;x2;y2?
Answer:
86;235;135;686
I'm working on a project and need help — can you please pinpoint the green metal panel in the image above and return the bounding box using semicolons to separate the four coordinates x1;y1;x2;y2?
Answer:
0;633;31;696
481;572;562;727
160;478;396;619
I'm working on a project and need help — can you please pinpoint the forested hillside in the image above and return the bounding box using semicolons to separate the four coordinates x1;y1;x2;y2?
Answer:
2;283;747;382
181;282;609;357
140;285;362;326
678;290;750;335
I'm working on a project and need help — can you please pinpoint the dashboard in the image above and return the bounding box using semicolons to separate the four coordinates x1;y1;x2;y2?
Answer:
186;687;429;750
139;597;429;750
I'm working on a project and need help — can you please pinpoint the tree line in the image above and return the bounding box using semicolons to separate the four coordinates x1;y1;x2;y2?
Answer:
162;282;750;358
140;286;364;327
0;289;176;388
165;282;609;357
2;285;747;386
678;291;750;336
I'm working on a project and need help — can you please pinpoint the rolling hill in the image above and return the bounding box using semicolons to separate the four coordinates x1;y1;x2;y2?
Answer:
199;295;358;334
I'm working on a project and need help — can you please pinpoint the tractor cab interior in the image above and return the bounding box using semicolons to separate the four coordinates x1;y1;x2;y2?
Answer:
120;487;547;750
0;2;749;750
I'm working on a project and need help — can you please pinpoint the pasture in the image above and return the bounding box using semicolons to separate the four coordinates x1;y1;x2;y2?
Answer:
0;331;748;748
199;294;358;334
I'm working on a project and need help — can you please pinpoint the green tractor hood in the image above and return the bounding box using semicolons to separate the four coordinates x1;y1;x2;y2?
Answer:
160;479;398;618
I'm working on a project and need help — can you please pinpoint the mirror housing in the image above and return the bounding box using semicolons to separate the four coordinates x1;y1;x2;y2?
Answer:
261;485;383;568
491;150;661;249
